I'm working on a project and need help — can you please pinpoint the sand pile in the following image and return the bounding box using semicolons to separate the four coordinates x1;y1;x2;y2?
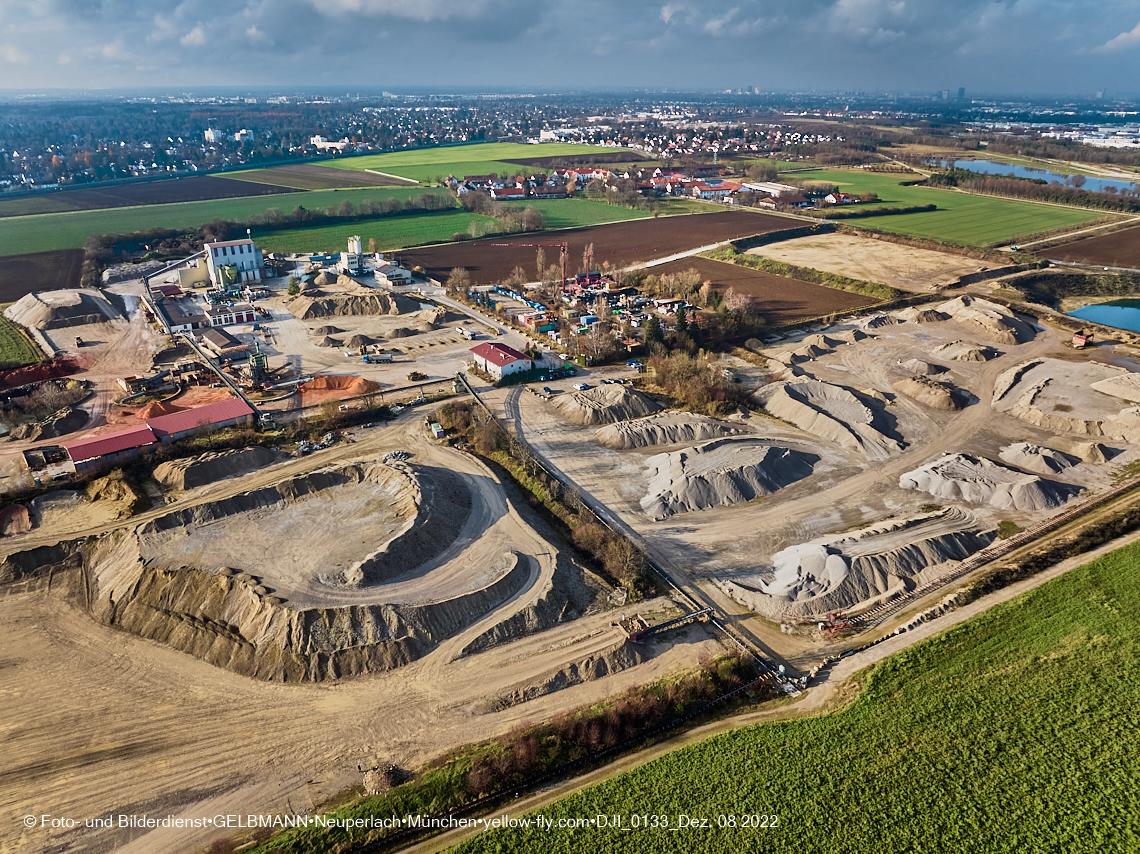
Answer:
318;336;341;347
1090;371;1140;403
719;508;993;616
892;375;969;411
900;358;946;376
313;271;333;287
931;340;1001;362
299;375;381;396
640;438;818;519
775;343;829;364
937;296;1036;344
85;471;144;518
900;453;1078;511
310;325;344;336
832;328;870;344
1071;441;1110;463
993;358;1140;441
134;400;185;420
595;412;743;449
154;446;284;491
998;442;1077;475
347;334;380;349
9;406;87;441
416;306;459;326
802;334;843;350
861;314;902;329
896;307;951;323
4;289;120;330
387;327;414;338
754;379;904;460
336;273;357;287
0;504;30;535
552;385;660;426
292;289;418;320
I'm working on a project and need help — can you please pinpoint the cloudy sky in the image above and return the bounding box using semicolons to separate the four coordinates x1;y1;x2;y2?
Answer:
2;0;1139;96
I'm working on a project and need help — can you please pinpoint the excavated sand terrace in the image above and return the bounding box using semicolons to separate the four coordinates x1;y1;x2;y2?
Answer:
495;303;1139;625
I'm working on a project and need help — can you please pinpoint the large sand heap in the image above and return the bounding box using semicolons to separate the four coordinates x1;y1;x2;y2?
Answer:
931;340;1001;362
900;358;946;376
9;406;87;441
896;307;951;323
291;288;419;320
900;453;1078;511
998;442;1077;476
154;446;284;491
552;385;660;426
1071;441;1111;463
831;328;870;344
299;375;381;395
891;375;969;411
754;378;904;460
5;289;120;330
595;412;743;450
134;400;185;420
992;358;1140;441
0;504;30;535
718;508;993;617
861;313;903;329
640;438;818;520
936;295;1036;345
1090;372;1140;403
310;325;344;336
775;343;829;364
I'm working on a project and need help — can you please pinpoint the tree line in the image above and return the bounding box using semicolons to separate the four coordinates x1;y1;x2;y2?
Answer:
923;170;1140;213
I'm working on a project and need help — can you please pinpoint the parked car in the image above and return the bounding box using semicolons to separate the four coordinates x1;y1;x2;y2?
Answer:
573;382;590;391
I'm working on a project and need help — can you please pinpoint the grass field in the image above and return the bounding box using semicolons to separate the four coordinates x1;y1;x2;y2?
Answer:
802;169;1102;245
812;168;1103;242
253;210;497;254
220;163;413;190
0;316;42;369
0;187;452;258
323;143;636;183
454;540;1140;854
251;199;647;254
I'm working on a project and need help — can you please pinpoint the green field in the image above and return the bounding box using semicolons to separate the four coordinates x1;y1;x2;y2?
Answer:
254;210;496;254
802;169;1101;245
0;316;42;369
0;187;451;258
324;142;638;183
455;541;1140;854
251;199;649;254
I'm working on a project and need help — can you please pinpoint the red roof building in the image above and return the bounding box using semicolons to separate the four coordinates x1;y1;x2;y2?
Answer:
148;397;255;441
469;342;534;381
64;426;158;474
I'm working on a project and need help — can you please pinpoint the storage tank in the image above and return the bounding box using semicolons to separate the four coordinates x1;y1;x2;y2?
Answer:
348;235;362;255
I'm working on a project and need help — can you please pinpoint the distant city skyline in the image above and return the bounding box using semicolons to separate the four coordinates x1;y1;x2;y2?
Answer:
1;0;1138;98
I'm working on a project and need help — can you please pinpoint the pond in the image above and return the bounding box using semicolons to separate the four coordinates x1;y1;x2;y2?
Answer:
928;159;1139;195
1068;299;1140;332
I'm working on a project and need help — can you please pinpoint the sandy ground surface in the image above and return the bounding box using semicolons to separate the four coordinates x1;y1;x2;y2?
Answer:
748;233;996;290
484;305;1140;668
0;413;723;854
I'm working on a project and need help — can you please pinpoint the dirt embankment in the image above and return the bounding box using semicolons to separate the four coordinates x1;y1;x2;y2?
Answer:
7;529;533;682
153;446;284;491
290;288;419;320
480;640;649;713
595;412;743;450
460;550;607;657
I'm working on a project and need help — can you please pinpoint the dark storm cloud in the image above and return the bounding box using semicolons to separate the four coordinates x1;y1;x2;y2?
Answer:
2;0;1139;94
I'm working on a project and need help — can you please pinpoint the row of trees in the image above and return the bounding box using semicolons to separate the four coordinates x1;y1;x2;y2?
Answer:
925;170;1140;213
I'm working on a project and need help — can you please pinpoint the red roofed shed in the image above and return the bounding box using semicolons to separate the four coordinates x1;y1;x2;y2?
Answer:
148;397;255;442
65;426;158;474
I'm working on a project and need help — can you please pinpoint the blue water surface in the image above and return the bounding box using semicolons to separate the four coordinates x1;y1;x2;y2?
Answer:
929;159;1139;195
1069;299;1140;332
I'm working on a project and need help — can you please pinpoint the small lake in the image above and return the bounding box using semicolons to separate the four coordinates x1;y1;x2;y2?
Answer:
928;158;1139;195
1068;299;1140;332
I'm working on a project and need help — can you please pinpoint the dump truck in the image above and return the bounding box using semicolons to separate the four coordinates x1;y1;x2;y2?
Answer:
363;353;393;364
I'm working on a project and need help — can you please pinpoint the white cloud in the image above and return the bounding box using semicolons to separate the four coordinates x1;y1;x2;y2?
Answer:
660;3;686;24
101;40;129;59
308;0;493;21
180;24;206;45
246;24;274;46
2;46;30;63
58;51;71;64
1095;20;1140;53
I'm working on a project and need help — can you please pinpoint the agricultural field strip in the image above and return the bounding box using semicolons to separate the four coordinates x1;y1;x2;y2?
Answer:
322;142;637;174
0;186;453;257
803;168;1102;245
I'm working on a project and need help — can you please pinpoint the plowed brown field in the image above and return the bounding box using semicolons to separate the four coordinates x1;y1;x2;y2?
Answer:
0;250;83;301
652;256;880;324
396;211;795;284
1048;224;1140;268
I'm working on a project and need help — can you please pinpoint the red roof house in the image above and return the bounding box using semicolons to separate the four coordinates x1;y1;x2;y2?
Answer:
64;425;158;473
148;397;255;441
469;342;534;380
